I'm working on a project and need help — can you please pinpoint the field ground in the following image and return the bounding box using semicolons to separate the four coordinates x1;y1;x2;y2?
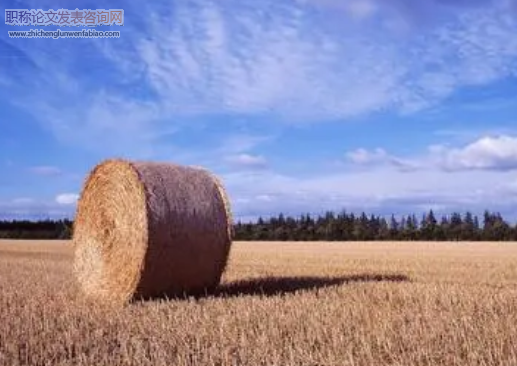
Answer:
0;240;516;365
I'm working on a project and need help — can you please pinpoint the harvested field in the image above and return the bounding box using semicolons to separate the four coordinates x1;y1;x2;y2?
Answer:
0;240;516;366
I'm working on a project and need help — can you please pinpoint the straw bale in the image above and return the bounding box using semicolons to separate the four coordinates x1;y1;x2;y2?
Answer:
73;159;233;305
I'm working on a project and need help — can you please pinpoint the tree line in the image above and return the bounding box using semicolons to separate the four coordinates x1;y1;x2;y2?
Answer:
233;210;517;241
0;210;516;241
0;219;73;240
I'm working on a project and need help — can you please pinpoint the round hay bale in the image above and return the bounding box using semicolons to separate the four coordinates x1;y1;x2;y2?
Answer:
72;159;233;305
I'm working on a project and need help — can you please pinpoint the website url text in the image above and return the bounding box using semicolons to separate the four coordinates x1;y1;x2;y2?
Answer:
8;29;121;38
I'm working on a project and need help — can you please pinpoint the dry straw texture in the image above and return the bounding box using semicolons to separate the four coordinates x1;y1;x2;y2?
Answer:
73;159;233;305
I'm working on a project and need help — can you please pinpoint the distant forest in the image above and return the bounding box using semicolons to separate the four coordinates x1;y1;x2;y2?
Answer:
0;219;73;240
1;210;517;241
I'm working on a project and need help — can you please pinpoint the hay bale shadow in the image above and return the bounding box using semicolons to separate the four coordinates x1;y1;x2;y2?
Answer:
213;273;410;298
134;273;410;303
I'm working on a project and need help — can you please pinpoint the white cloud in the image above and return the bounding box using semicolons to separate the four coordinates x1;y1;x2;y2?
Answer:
304;0;505;26
223;164;517;221
299;0;380;20
217;134;275;155
11;198;35;205
32;91;162;157
345;147;419;171
2;0;517;157
1;0;517;190
132;5;404;119
346;0;378;19
346;148;389;165
256;194;275;202
0;197;74;220
29;166;62;176
99;0;517;122
225;154;268;170
432;135;517;171
55;193;79;206
223;135;517;220
346;135;517;172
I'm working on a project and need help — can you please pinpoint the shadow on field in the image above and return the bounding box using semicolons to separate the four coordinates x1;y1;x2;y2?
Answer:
212;273;410;298
133;273;410;303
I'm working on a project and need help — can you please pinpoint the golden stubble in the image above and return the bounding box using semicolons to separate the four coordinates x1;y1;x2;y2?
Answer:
0;240;516;366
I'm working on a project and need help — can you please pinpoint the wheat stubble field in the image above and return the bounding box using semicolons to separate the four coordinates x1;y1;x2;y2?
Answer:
0;240;516;366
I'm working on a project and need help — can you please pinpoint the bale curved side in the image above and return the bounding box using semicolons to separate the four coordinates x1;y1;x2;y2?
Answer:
131;162;233;299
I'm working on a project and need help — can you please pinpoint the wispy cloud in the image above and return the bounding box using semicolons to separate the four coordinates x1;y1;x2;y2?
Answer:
0;197;74;220
347;135;517;172
122;0;517;119
216;134;275;155
225;154;268;171
345;148;419;172
55;193;79;206
223;134;517;219
223;164;517;221
29;166;62;176
11;198;34;205
346;148;389;165
431;135;517;171
302;0;493;24
3;0;517;221
0;0;516;161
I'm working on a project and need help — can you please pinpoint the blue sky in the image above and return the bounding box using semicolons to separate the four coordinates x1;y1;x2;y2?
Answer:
2;0;517;221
